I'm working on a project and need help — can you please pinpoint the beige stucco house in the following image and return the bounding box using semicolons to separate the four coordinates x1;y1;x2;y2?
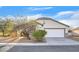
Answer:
72;27;79;34
36;17;70;37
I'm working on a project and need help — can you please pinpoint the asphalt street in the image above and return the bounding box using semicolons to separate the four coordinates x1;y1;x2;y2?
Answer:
7;45;79;52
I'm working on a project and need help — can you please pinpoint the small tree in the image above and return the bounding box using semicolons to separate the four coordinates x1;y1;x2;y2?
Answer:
0;25;5;36
0;20;6;36
4;19;14;36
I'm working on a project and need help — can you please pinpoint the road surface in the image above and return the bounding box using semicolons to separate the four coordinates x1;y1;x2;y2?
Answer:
7;45;79;52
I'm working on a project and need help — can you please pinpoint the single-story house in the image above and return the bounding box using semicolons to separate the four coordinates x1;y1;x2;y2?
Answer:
36;17;70;37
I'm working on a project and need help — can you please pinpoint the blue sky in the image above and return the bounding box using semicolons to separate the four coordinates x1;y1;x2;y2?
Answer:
0;6;79;27
0;6;78;16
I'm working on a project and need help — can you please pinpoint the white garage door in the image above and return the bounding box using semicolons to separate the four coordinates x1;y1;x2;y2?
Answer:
45;29;65;37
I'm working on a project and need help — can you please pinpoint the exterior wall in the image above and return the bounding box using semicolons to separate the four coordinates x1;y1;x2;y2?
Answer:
37;20;69;33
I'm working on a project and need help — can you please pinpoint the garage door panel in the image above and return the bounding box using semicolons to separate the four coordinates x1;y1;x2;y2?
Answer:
45;29;65;37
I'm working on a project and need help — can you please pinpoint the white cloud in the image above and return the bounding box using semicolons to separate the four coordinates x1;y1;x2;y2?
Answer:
27;14;44;21
70;14;79;19
28;7;53;11
54;11;79;18
57;11;74;16
5;15;15;19
56;11;79;27
60;19;79;27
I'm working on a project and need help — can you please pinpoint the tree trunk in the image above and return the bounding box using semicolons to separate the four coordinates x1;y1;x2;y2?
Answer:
2;30;5;37
22;30;31;40
25;33;30;40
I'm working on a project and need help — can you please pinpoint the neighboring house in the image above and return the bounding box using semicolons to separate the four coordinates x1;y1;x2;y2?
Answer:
72;27;79;34
70;27;79;37
36;17;70;37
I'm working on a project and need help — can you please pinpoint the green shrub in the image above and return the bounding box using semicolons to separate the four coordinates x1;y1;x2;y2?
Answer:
32;30;47;41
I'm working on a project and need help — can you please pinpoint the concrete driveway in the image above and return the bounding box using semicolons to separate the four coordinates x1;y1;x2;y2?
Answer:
45;37;79;45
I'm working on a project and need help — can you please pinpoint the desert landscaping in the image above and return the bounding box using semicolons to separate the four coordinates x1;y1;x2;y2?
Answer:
0;16;47;43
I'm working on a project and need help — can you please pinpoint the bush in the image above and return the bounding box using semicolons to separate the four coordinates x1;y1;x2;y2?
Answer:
32;30;47;41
